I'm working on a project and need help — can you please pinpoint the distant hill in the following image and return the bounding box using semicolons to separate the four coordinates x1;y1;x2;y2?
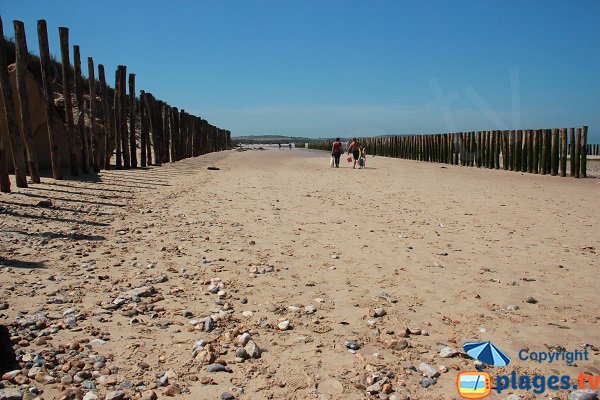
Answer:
232;135;315;143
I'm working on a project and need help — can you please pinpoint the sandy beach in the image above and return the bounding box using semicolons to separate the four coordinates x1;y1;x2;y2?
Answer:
1;148;599;400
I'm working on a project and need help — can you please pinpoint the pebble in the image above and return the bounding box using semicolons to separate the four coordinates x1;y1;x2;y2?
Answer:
163;384;181;396
568;390;599;400
238;333;251;346
207;363;226;373
235;347;249;360
277;320;290;331
345;340;361;351
244;340;261;359
105;390;125;400
220;392;236;400
418;362;440;378
83;392;99;400
370;308;386;317
506;305;519;312
525;296;538;304
0;388;22;400
420;377;437;388
439;346;460;358
140;390;158;400
304;305;317;314
385;339;408;351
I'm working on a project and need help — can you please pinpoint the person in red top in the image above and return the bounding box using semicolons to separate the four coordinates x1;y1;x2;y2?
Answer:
331;138;343;168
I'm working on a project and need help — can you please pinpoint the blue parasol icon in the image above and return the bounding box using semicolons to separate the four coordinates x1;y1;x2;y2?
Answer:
463;341;511;366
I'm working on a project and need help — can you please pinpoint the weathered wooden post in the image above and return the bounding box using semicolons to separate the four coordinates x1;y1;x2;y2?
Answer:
520;130;527;172
0;123;10;191
59;27;80;175
36;20;62;179
73;45;90;173
574;128;581;178
87;57;99;172
0;133;9;192
580;126;587;178
514;130;521;171
114;68;122;168
140;91;147;167
559;128;567;177
128;73;137;167
120;66;130;168
550;128;558;176
540;129;548;175
98;64;112;169
13;20;41;183
569;128;575;176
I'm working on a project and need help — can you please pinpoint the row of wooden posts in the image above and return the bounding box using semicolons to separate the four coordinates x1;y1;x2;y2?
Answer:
0;17;231;193
309;127;592;178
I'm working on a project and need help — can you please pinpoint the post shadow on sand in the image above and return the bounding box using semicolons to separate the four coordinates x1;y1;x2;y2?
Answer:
0;208;109;227
11;191;126;208
0;199;115;216
0;256;46;269
0;325;19;375
27;186;132;200
2;229;105;241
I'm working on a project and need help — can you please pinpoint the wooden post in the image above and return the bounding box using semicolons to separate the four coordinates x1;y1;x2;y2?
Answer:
59;27;79;175
550;128;558;176
73;45;90;173
0;132;9;192
494;130;500;169
114;67;122;168
520;130;527;172
540;129;547;175
560;128;567;177
580;126;588;178
574;128;581;178
569;128;575;176
36;20;62;179
14;20;41;183
514;130;521;172
128;73;137;167
98;64;112;169
87;57;99;172
120;66;130;168
0;18;28;187
140;91;147;167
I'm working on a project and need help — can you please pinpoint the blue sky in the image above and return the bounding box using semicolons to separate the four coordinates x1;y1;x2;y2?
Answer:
2;0;599;140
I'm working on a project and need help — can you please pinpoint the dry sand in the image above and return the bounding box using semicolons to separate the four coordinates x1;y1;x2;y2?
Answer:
1;148;599;400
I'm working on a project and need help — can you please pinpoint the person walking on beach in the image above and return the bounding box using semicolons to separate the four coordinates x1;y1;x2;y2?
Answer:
347;138;361;169
331;137;343;168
